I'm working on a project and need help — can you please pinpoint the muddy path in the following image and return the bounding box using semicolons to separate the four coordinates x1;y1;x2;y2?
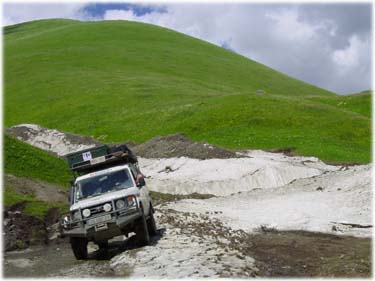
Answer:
4;230;168;278
4;241;114;278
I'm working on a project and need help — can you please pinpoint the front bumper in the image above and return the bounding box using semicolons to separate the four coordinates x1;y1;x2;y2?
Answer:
61;204;141;241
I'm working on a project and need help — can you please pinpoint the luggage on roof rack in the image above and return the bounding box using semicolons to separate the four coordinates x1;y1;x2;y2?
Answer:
65;144;137;175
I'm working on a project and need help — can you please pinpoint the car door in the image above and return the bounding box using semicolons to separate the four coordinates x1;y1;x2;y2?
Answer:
129;164;150;215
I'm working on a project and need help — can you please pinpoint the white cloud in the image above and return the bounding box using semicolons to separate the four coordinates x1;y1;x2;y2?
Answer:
266;8;316;41
333;35;367;68
103;9;137;21
331;35;371;92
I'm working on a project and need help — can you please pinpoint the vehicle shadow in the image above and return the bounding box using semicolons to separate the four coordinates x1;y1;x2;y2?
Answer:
89;227;166;260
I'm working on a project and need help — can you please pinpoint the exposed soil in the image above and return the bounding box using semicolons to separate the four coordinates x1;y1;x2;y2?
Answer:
3;174;67;252
3;203;46;251
158;208;372;278
4;204;64;252
267;147;296;157
248;230;371;277
150;191;215;206
132;133;240;159
4;174;69;202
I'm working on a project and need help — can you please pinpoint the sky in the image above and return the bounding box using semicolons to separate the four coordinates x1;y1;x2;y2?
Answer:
2;2;372;95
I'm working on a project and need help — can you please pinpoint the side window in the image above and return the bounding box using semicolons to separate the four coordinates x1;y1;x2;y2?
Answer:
128;164;137;179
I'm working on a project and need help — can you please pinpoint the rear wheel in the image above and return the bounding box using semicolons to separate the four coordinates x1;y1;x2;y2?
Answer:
147;207;157;236
135;208;150;246
70;237;88;260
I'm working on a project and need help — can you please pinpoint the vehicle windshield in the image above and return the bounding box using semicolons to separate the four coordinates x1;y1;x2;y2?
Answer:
74;169;134;202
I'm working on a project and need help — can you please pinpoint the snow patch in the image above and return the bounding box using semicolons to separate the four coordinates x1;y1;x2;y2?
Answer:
110;212;258;278
7;124;98;156
163;164;372;237
140;152;339;196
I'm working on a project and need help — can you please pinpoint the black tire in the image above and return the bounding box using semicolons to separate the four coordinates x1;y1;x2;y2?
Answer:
97;240;108;249
135;208;150;246
70;237;88;260
147;207;157;236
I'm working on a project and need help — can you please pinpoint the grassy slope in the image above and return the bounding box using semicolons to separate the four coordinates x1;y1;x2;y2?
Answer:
308;91;371;118
4;187;68;219
4;19;371;163
4;134;72;186
4;134;71;217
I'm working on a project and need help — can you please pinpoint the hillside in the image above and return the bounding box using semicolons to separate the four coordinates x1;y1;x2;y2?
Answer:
4;134;72;186
4;134;71;218
308;90;371;118
4;19;371;163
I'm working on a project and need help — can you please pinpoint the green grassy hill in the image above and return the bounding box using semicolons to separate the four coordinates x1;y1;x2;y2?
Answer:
4;19;371;163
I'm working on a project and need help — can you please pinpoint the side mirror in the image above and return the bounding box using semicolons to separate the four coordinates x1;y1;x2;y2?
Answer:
137;178;146;188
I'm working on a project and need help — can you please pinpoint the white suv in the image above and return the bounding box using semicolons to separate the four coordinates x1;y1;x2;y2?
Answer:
61;161;156;260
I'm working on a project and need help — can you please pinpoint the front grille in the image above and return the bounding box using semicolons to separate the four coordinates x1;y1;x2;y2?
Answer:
87;202;113;217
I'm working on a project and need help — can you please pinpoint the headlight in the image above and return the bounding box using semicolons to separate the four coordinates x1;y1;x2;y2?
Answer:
73;211;81;220
115;199;125;209
63;215;70;228
103;203;112;212
63;215;70;224
82;208;91;218
127;196;136;206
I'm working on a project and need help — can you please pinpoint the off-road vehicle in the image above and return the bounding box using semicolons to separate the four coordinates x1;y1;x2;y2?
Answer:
60;144;157;260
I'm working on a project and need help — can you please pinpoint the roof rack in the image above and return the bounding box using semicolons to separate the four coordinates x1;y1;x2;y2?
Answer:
65;144;137;176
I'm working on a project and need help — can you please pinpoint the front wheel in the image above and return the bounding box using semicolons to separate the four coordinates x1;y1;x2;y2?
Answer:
147;208;157;236
135;208;150;246
70;237;88;260
97;240;108;249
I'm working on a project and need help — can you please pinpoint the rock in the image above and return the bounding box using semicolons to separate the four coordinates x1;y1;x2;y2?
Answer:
260;224;277;233
4;208;46;251
331;225;343;232
47;223;61;242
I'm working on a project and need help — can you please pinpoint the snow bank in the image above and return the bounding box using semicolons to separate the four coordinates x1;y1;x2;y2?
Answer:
7;123;341;197
6;123;371;238
140;151;339;196
7;124;98;156
164;164;372;237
